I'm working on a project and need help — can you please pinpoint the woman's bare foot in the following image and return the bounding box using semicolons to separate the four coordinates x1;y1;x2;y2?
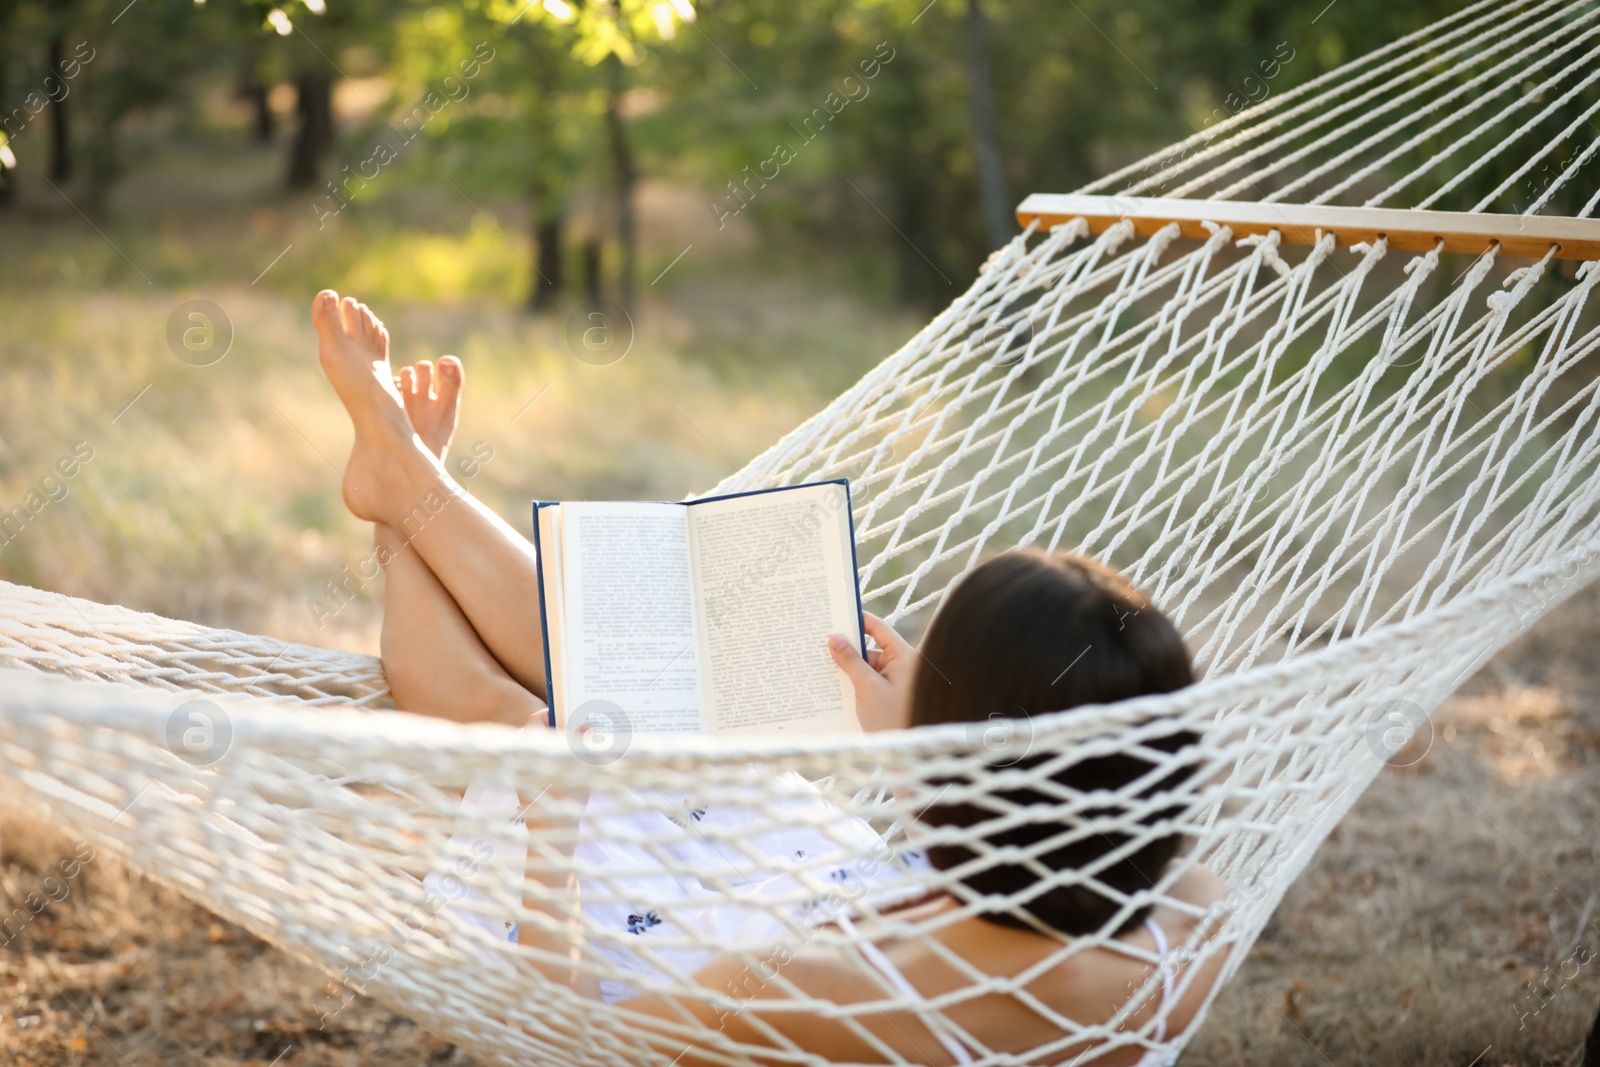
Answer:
395;356;463;460
311;290;438;523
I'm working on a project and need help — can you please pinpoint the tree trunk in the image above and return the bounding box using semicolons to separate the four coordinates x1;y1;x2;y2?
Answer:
286;74;333;189
965;0;1012;249
47;35;70;183
581;237;603;308
236;53;275;144
605;58;637;312
869;52;951;305
529;180;564;311
892;172;943;305
247;83;275;144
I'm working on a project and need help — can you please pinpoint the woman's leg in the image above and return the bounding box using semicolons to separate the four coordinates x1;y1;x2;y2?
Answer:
388;474;547;697
377;522;545;727
313;290;548;696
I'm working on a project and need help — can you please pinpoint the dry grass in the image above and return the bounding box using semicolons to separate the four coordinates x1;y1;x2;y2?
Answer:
1185;584;1600;1067
0;152;921;652
3;588;1596;1066
1;140;1598;1065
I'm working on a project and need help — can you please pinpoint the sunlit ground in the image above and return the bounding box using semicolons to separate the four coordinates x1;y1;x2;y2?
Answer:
0;132;924;654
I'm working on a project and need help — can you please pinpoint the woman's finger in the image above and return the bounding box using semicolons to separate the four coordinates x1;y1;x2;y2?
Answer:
862;612;911;654
828;634;880;691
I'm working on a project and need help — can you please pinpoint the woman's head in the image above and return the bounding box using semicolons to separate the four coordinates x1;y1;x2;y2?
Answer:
911;549;1198;936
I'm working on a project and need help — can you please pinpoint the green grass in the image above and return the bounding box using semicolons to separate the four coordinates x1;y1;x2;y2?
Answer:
0;139;926;652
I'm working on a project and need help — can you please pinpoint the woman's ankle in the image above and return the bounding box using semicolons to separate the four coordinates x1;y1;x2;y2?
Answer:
371;447;457;533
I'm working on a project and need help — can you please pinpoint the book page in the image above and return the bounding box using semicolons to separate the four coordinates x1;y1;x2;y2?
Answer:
558;502;704;734
688;483;861;736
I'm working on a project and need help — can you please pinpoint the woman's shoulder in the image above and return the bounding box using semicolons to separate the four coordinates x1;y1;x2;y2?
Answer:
1163;862;1228;918
721;866;1233;1063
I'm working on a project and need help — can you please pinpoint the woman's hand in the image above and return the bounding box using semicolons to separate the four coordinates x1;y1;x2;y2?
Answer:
828;613;916;733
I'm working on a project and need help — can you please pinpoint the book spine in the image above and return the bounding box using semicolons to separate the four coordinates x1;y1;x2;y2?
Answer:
529;502;558;729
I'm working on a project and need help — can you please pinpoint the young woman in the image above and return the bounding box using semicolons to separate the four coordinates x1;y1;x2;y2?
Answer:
312;290;1227;1065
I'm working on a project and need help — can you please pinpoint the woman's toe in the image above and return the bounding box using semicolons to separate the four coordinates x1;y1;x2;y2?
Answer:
311;290;342;337
415;359;434;401
338;296;361;338
437;356;463;409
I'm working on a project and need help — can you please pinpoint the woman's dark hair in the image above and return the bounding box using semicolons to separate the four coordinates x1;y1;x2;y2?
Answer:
911;549;1198;937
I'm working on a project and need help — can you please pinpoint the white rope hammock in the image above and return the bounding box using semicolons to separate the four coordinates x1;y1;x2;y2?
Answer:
6;1;1600;1062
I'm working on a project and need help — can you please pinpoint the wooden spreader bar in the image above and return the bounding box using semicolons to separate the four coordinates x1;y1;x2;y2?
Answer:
1015;193;1600;261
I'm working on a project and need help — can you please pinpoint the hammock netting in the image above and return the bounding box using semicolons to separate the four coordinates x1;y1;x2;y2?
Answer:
6;0;1600;1062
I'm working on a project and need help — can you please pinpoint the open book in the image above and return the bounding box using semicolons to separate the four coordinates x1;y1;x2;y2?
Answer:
532;480;864;737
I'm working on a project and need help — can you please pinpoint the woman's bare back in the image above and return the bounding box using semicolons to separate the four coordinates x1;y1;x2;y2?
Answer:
620;863;1229;1066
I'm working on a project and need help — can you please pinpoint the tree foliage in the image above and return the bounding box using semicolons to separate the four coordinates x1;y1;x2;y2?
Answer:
1;0;1592;300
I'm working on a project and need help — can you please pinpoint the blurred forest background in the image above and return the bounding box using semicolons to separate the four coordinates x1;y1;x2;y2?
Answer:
0;0;1471;652
4;4;1600;1066
0;0;1473;305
